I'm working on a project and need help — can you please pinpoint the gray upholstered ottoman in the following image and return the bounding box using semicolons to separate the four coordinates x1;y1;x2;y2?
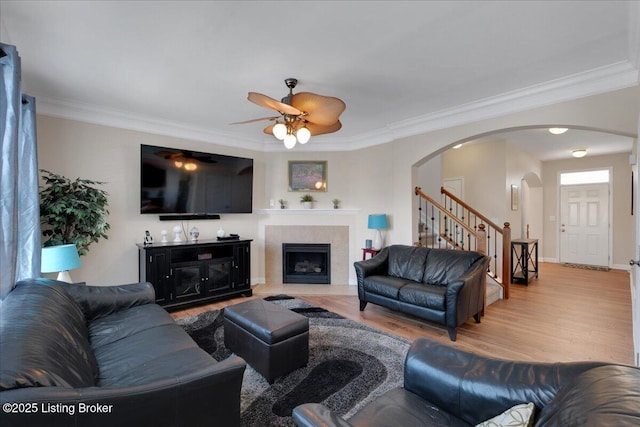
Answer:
223;298;309;383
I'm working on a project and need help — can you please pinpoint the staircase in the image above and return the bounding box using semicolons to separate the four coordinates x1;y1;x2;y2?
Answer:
414;187;511;307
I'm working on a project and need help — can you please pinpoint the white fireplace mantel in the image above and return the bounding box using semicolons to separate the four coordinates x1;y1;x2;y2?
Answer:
254;208;360;215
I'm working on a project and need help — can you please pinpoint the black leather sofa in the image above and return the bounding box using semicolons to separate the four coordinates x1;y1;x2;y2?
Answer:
355;245;490;340
293;337;640;427
0;278;246;427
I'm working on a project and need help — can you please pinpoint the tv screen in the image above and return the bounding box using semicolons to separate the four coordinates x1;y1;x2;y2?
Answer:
140;144;253;214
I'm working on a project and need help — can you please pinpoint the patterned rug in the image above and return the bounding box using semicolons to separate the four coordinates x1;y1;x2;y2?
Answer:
563;262;610;272
175;295;411;426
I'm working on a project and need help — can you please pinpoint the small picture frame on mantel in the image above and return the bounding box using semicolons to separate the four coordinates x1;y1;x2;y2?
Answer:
288;160;328;192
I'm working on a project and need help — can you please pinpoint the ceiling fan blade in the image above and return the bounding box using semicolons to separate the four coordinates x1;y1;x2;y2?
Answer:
291;92;346;126
248;92;301;116
230;116;279;125
295;120;342;136
263;123;275;135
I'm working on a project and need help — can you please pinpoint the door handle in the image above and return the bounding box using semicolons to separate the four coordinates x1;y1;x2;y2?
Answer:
630;259;640;266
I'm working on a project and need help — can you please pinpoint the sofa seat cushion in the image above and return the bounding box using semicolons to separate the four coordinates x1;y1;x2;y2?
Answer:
423;249;484;286
399;283;446;311
90;304;211;387
348;387;470;427
388;246;429;282
363;275;411;299
534;365;640;426
0;280;98;390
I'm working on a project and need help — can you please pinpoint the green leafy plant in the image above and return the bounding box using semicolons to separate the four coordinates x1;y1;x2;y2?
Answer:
332;198;341;208
300;194;315;203
39;169;110;256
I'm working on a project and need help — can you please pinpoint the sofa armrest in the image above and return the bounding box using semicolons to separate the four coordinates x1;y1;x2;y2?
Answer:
293;403;354;427
403;337;608;426
64;281;156;320
353;247;389;297
445;255;489;327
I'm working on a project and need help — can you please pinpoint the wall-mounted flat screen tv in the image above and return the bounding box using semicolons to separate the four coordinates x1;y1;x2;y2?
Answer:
140;144;253;214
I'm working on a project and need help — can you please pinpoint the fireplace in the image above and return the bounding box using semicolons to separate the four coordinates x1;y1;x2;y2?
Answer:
283;243;331;284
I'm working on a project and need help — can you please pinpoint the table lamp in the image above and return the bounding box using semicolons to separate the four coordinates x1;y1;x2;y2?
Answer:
41;244;81;283
368;214;388;250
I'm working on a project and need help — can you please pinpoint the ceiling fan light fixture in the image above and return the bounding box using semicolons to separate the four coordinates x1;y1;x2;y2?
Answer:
283;134;297;149
572;149;587;158
297;126;311;144
549;127;568;135
273;122;287;140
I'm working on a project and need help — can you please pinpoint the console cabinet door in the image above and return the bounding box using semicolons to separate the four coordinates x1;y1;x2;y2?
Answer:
171;261;205;303
144;249;171;305
234;242;250;290
205;257;234;295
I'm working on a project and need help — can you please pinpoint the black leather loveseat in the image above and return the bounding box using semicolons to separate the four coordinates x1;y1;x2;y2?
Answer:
0;278;246;427
355;245;490;340
293;337;640;427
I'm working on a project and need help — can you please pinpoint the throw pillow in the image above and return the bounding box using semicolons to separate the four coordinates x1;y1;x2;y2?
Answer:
475;402;535;427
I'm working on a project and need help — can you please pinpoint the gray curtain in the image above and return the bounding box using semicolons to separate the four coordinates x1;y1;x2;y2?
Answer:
0;43;40;299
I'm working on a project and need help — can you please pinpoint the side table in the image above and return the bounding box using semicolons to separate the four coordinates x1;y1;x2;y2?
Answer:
510;238;539;285
362;248;380;260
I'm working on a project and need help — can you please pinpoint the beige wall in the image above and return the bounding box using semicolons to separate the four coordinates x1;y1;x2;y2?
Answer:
36;86;639;285
542;153;633;267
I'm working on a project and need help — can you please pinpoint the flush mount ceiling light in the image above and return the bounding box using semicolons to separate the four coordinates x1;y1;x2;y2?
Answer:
232;78;346;149
572;149;587;158
549;127;568;135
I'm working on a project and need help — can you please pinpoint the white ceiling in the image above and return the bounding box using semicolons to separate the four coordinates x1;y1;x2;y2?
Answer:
1;1;638;157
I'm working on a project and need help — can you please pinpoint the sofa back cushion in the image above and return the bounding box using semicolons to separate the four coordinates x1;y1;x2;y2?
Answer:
422;249;485;286
534;365;640;426
0;279;99;390
388;245;429;283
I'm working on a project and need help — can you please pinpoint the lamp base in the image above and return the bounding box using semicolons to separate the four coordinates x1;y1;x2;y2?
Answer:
373;229;384;250
56;270;73;283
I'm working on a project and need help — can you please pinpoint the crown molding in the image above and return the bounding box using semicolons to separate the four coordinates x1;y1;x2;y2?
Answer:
36;61;639;153
35;96;265;152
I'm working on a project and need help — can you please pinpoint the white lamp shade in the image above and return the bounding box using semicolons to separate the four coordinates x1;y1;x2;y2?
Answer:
296;127;311;144
272;123;287;140
41;244;81;282
283;133;297;149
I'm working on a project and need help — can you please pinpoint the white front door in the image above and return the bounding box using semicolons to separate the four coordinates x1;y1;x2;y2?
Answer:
559;183;610;266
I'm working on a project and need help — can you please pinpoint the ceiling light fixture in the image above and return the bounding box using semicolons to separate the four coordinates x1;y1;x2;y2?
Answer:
549;127;568;135
572;149;587;158
235;78;345;150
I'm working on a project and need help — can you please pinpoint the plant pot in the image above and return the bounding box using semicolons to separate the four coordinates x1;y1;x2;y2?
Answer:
302;202;313;209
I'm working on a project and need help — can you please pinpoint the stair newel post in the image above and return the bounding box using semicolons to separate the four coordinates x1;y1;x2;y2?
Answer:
477;224;487;255
502;222;511;299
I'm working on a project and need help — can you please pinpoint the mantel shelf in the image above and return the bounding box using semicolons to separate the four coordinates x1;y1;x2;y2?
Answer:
254;208;360;215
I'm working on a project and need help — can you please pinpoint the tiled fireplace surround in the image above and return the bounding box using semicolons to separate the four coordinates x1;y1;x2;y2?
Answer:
265;225;350;285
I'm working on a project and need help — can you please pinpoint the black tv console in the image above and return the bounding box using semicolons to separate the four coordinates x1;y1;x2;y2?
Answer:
137;238;252;311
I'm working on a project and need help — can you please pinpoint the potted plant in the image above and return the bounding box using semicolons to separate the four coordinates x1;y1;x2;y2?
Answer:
39;169;110;256
300;194;315;209
332;198;341;209
278;198;287;209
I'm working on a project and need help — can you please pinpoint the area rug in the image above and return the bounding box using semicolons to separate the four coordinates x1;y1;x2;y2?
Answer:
175;295;411;426
563;262;610;272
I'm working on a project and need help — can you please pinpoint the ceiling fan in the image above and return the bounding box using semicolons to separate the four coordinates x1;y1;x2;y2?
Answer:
234;78;346;149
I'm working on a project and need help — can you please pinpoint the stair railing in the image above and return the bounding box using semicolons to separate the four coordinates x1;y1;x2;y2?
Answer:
415;186;510;299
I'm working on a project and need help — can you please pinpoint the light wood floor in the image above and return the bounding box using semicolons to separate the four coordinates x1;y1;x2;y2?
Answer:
172;262;634;365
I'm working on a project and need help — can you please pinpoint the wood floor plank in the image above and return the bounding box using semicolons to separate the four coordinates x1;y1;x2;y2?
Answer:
171;262;634;365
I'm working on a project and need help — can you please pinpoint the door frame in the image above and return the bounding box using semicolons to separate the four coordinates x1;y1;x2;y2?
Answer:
557;167;613;267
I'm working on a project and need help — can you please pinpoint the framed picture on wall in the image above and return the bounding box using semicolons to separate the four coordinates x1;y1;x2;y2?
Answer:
288;160;328;192
511;184;519;211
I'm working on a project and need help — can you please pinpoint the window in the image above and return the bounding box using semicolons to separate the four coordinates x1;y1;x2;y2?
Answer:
560;169;610;185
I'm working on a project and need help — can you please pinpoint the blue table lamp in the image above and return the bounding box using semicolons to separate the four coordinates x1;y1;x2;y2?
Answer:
368;214;388;250
41;244;81;283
